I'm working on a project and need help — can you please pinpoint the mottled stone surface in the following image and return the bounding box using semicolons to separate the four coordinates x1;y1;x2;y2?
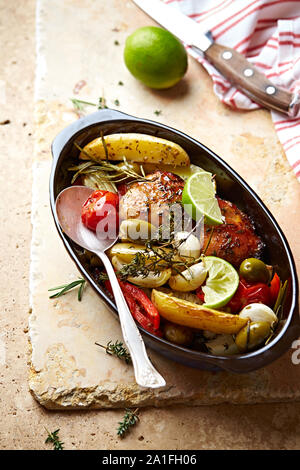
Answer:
29;0;300;410
2;0;300;451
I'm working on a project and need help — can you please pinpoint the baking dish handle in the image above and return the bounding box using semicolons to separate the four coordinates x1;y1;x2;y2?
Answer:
51;108;136;163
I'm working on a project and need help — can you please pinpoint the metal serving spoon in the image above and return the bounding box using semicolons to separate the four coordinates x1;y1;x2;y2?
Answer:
55;185;166;389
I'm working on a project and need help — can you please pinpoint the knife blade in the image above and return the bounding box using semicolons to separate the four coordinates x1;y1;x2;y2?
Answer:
132;0;300;117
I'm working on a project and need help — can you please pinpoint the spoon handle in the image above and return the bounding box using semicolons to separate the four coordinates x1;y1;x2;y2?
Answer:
96;251;166;389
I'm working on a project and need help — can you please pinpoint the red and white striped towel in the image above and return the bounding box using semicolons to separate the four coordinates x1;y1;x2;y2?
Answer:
163;0;300;182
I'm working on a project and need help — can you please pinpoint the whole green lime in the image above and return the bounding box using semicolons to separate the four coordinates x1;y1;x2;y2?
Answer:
124;26;188;89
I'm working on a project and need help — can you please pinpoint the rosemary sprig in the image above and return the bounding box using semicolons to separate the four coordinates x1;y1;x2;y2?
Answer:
95;340;131;364
48;278;86;301
274;279;288;317
45;428;64;450
117;409;139;438
265;279;288;345
69;142;148;185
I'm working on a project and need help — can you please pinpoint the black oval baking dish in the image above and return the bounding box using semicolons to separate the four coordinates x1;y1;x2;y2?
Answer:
50;108;300;373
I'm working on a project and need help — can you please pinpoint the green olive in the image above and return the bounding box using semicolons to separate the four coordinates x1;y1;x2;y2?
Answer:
163;322;194;346
239;258;270;283
235;321;271;352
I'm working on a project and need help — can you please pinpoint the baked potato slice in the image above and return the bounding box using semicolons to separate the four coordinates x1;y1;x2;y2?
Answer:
80;133;190;166
151;289;248;334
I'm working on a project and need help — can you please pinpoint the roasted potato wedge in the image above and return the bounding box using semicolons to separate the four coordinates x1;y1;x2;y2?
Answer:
80;133;190;166
151;290;248;334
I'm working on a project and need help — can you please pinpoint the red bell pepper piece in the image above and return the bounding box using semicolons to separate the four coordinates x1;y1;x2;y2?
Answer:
121;287;155;330
227;278;272;313
196;288;205;303
269;272;281;307
103;279;161;335
197;278;273;313
120;281;160;330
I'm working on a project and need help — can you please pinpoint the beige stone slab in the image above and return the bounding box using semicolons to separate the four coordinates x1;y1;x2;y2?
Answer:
3;0;300;451
29;0;300;410
29;159;300;409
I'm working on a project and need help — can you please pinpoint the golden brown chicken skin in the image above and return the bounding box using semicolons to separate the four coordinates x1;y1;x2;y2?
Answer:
119;170;184;226
203;198;264;267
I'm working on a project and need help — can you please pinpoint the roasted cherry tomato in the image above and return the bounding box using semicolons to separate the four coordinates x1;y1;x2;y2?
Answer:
81;190;119;234
269;272;281;306
239;258;270;284
226;278;272;313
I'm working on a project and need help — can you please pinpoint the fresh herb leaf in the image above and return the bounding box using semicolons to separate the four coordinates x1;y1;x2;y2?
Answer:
114;99;120;106
117;409;139;438
95;340;131;364
48;279;86;301
70;143;148;186
98;96;108;109
274;279;288;316
45;428;64;450
70;98;97;112
118;81;124;86
154;110;162;116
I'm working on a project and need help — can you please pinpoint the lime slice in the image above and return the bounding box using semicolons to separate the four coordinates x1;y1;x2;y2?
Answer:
202;256;239;309
182;172;223;225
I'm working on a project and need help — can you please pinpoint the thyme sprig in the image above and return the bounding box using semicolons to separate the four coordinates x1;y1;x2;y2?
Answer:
48;278;86;301
117;409;139;438
45;428;64;450
95;340;131;364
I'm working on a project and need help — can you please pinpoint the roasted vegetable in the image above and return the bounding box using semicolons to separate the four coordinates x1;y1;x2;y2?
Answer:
235;321;271;352
120;281;160;330
80;133;190;166
151;289;248;334
163;322;194;346
81;189;119;232
206;334;239;356
107;243;148;263
119;219;158;243
173;231;201;260
112;255;172;288
168;262;207;292
226;279;272;313
239;303;277;326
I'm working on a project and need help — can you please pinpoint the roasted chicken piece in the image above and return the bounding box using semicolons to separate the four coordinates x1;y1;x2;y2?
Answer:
119;170;184;227
203;198;264;267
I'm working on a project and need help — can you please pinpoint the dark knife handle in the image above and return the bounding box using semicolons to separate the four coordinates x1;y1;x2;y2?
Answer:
204;43;300;117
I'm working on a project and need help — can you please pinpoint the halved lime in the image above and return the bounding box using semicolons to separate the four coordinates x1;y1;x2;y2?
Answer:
202;256;239;309
181;172;223;225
